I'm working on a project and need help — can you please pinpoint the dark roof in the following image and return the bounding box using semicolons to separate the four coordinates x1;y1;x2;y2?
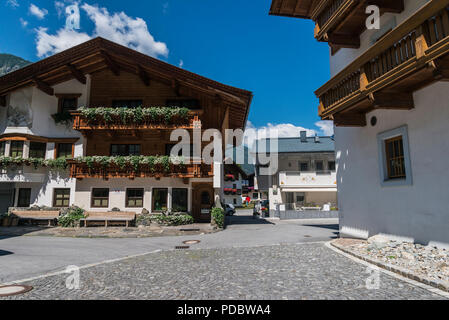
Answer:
253;136;335;154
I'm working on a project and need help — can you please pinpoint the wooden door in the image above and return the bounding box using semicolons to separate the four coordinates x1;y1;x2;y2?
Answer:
192;183;213;222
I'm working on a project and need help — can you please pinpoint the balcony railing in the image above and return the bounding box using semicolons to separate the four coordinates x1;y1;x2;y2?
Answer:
68;160;213;180
279;171;337;188
316;2;449;125
71;110;202;131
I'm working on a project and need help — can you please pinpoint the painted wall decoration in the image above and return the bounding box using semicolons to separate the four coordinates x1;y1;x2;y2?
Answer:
7;88;33;128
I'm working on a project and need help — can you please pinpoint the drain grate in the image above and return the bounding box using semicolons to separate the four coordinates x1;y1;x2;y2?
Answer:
175;246;190;249
304;235;312;238
0;285;33;297
183;240;201;245
180;228;200;232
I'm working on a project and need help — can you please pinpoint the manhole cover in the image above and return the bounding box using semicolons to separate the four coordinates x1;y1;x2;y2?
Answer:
183;240;201;245
0;285;33;297
175;246;190;250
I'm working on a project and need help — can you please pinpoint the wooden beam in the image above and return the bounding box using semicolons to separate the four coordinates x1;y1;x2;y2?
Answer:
136;65;150;86
0;95;6;107
369;92;414;110
333;113;366;127
327;34;360;48
66;64;86;84
101;51;120;76
171;79;180;97
368;0;404;14
33;78;54;96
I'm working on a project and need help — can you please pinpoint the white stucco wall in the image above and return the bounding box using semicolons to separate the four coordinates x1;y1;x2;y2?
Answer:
330;0;429;77
336;81;449;248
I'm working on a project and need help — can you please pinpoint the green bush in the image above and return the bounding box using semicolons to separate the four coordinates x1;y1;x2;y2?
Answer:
211;207;225;229
137;213;194;226
51;112;73;126
58;206;85;228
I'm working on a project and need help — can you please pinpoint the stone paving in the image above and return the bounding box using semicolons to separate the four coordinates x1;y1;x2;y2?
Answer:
2;243;445;300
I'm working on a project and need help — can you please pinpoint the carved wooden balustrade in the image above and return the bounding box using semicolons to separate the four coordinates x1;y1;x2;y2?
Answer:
316;2;449;126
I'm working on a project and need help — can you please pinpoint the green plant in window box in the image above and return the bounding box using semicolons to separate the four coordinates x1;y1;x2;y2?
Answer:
51;112;73;126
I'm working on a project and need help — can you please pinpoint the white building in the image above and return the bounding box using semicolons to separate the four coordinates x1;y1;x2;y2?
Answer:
254;132;337;216
270;0;449;247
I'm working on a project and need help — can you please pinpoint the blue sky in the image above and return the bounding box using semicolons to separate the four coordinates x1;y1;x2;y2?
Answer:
1;0;333;138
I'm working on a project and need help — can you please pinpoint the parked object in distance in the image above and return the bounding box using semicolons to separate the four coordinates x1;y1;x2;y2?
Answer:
225;204;236;216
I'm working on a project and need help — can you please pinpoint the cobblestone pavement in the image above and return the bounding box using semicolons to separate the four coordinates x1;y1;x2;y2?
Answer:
2;243;445;300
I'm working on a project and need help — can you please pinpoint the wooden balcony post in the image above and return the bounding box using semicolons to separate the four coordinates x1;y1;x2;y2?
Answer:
318;100;325;117
415;25;429;59
314;23;321;38
359;66;369;91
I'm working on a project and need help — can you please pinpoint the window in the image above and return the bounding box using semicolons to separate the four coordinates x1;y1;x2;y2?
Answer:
166;99;200;110
126;189;144;208
201;191;211;205
385;137;406;179
60;98;77;114
315;161;324;172
91;189;109;208
10;141;24;157
172;188;188;212
296;193;305;203
378;125;412;187
253;193;258;199
299;162;309;172
56;143;73;159
0;141;5;156
153;188;168;212
53;189;70;207
29;142;47;159
233;199;237;205
328;161;336;172
17;188;31;207
111;144;141;156
112;100;143;108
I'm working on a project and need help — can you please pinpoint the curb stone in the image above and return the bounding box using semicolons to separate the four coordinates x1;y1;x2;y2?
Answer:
331;240;449;293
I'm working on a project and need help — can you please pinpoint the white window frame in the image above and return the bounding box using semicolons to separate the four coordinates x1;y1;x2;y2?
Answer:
377;125;413;187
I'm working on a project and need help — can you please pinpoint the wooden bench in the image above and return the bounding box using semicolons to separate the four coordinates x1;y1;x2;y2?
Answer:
80;211;136;228
11;211;60;227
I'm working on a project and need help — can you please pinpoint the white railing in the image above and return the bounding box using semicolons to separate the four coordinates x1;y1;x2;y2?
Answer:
279;171;337;188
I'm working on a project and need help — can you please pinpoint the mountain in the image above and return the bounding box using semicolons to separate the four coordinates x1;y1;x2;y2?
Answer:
0;54;31;76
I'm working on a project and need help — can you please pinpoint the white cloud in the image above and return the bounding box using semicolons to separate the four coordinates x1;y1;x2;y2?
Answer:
29;3;48;19
178;60;184;68
36;27;91;57
314;120;334;136
7;0;19;8
243;121;334;149
82;3;168;57
36;3;169;58
19;18;28;27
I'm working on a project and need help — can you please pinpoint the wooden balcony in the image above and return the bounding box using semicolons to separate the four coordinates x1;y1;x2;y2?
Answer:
313;0;404;48
316;1;449;126
68;160;213;180
269;0;404;48
71;110;202;133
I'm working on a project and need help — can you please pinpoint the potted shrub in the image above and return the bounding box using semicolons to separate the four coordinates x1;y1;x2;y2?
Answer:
1;213;11;227
10;214;19;227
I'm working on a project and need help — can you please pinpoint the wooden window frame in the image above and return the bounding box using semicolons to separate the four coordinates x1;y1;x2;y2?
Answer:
53;188;71;208
17;188;32;207
125;188;144;208
91;188;110;208
55;143;74;159
152;188;168;212
56;94;81;114
385;136;406;180
10;140;24;158
110;144;141;157
172;188;188;212
377;125;412;187
29;141;47;159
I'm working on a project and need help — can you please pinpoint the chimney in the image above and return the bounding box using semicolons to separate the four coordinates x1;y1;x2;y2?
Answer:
315;135;320;143
300;131;307;143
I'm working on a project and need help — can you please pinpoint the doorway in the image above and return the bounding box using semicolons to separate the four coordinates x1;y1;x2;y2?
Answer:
192;183;213;222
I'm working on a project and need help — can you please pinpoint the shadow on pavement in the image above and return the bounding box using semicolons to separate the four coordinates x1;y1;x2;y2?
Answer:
302;224;339;231
0;226;50;240
0;249;14;256
226;215;275;226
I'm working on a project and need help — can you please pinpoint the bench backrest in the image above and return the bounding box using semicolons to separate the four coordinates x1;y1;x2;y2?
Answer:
85;211;136;219
12;211;60;218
